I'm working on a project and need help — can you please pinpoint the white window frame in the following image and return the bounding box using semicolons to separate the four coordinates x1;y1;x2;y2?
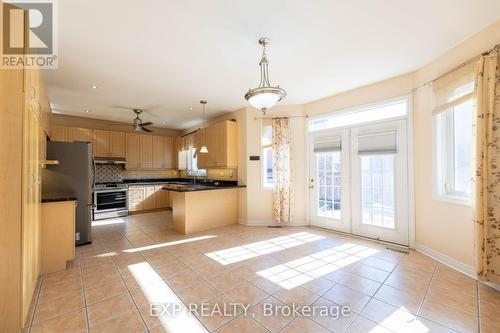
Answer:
261;121;273;190
433;103;472;205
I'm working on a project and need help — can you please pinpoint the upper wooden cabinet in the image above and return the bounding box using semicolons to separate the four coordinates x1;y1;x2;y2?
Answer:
92;129;110;157
140;135;153;168
49;125;69;142
126;134;174;170
109;132;125;157
68;127;92;143
164;136;174;169
126;133;141;169
92;130;125;158
197;120;238;168
47;125;174;169
152;135;164;169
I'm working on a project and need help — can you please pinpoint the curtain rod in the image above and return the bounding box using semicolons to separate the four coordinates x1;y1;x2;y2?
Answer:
254;115;309;120
412;43;500;92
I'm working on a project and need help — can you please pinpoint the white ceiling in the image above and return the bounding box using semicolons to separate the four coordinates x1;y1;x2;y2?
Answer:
45;0;500;129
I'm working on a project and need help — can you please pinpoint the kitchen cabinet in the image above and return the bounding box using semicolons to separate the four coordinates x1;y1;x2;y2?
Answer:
50;125;69;142
110;131;125;157
48;125;174;169
197;120;238;168
1;38;46;330
93;130;125;158
126;133;175;170
41;201;76;274
68;127;92;143
140;135;153;168
92;129;110;156
152;136;164;168
128;185;144;212
128;184;171;213
164;136;174;169
143;185;156;210
126;133;141;169
155;185;170;208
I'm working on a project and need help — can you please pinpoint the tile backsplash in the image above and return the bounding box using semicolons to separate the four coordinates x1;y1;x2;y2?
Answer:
95;164;124;183
123;169;179;180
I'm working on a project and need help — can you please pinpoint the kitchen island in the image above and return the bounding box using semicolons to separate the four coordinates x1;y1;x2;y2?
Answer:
162;181;245;235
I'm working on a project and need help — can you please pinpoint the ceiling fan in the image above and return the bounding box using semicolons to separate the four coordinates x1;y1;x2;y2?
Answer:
132;109;153;132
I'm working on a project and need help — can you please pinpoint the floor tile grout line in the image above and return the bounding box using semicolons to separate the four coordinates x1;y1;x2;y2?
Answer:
342;249;402;333
107;245;151;332
79;253;91;333
476;280;481;333
416;261;438;317
25;274;43;332
121;240;214;333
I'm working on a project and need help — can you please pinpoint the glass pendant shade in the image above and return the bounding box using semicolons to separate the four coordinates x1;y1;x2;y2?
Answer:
246;88;286;111
200;145;208;153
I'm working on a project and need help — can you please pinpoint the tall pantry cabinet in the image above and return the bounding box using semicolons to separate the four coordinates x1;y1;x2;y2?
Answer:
0;4;50;332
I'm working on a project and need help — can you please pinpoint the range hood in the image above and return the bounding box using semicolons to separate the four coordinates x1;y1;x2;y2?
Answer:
94;157;127;164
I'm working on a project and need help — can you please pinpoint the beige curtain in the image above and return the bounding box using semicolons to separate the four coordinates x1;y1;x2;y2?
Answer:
473;49;500;284
272;118;293;223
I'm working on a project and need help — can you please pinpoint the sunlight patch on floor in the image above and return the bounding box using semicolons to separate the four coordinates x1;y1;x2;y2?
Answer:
124;235;218;253
205;232;325;265
257;243;378;289
128;262;208;332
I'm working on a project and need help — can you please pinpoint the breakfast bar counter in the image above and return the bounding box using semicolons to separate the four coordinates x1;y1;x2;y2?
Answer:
165;186;242;234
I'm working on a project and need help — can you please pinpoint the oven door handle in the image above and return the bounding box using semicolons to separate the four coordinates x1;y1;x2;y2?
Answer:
95;188;128;194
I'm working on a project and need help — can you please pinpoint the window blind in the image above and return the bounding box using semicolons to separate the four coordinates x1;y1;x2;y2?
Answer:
432;61;475;116
358;131;396;155
313;138;341;153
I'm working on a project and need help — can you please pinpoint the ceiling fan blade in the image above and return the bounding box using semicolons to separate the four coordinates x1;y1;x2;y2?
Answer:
141;122;152;126
141;127;153;133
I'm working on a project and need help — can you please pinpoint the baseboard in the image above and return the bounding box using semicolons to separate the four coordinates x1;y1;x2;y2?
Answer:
238;219;307;227
415;243;476;278
415;243;500;291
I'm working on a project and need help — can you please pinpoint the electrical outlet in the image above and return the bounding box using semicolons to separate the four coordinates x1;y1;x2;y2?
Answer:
75;232;80;241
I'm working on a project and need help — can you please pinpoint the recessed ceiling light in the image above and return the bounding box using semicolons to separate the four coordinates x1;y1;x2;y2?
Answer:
188;106;193;111
85;109;91;113
91;85;98;89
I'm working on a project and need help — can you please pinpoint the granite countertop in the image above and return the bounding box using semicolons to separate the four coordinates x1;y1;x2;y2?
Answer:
42;192;78;203
124;178;186;186
161;183;246;192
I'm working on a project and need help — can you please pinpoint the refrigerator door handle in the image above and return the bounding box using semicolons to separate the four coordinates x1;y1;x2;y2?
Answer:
92;157;96;190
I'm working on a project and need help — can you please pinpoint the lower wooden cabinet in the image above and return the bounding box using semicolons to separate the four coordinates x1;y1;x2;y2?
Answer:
155;185;170;208
128;185;170;212
41;201;76;274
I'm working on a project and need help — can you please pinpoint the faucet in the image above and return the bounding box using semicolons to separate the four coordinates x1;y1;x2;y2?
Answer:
187;169;198;184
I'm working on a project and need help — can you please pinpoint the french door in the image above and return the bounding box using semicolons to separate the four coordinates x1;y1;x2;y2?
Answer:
309;119;409;246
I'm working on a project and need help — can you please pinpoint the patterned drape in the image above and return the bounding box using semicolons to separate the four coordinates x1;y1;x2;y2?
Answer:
473;49;500;284
272;118;293;223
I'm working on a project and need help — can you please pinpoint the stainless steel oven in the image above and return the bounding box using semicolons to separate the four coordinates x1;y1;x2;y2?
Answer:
93;184;128;220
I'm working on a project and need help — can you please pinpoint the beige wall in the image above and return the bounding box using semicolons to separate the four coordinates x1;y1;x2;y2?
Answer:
242;105;308;225
411;21;500;268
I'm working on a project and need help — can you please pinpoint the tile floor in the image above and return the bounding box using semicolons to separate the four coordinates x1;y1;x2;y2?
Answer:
24;211;500;333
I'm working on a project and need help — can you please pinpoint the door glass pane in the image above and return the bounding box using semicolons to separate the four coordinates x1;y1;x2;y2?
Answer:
316;151;341;219
361;155;395;228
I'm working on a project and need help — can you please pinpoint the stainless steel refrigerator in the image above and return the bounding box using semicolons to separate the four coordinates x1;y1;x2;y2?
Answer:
42;141;94;245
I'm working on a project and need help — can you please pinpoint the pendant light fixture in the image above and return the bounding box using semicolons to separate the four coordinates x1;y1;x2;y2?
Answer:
199;100;208;154
244;37;286;114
